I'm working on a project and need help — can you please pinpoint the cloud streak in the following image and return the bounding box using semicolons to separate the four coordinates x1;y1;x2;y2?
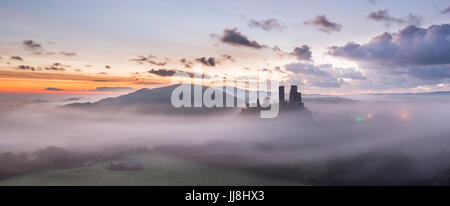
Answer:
45;87;64;91
304;15;342;33
23;40;42;51
248;18;286;31
368;10;422;26
215;28;265;49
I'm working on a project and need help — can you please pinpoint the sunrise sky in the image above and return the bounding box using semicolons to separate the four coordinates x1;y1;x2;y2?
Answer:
0;0;449;94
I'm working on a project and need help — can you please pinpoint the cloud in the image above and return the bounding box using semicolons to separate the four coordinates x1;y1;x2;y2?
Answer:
334;67;367;80
407;65;450;80
148;69;210;79
16;65;35;71
215;28;265;49
368;10;403;24
130;55;167;66
286;63;328;76
196;57;217;67
105;65;111;69
45;87;64;91
285;63;365;88
441;6;450;14
304;15;342;33
0;70;137;83
23;40;42;51
148;69;177;77
45;66;65;71
248;18;286;31
11;56;23;61
368;0;377;4
328;24;450;87
291;45;312;61
368;10;423;26
90;87;134;92
327;24;450;67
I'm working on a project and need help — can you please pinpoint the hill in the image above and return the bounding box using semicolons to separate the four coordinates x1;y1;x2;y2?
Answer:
65;84;242;114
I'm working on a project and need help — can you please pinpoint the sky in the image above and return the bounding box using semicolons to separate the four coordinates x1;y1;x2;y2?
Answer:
0;0;449;94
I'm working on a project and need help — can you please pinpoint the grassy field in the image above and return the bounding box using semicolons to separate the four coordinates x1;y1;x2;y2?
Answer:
0;153;303;186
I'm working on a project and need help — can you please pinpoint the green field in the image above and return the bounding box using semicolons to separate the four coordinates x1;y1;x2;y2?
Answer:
0;153;304;186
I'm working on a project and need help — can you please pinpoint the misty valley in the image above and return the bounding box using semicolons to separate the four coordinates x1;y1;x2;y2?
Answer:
1;85;450;186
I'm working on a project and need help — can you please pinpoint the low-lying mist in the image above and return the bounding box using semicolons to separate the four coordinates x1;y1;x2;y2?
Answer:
1;93;450;185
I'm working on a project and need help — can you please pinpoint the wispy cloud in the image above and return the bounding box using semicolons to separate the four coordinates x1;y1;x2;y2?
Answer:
11;56;23;61
368;10;423;26
248;18;286;31
45;87;64;91
304;15;342;33
214;28;265;49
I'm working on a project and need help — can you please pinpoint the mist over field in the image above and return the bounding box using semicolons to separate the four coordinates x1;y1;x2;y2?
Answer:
1;91;450;185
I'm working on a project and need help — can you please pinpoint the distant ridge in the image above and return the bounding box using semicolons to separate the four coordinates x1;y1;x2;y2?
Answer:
65;84;242;114
367;91;450;96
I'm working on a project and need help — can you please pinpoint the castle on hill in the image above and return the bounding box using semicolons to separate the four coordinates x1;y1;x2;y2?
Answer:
241;85;307;114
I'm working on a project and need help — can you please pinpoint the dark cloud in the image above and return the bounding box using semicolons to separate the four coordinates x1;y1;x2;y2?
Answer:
328;24;450;66
45;66;65;71
328;24;450;84
148;69;210;79
368;10;422;26
90;87;134;92
130;55;167;66
11;56;23;61
291;45;312;61
368;10;403;23
52;63;70;68
196;57;217;67
216;28;265;49
45;87;64;91
16;65;35;71
304;15;342;33
105;65;111;69
441;6;450;14
248;18;286;31
23;40;42;51
148;69;177;77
